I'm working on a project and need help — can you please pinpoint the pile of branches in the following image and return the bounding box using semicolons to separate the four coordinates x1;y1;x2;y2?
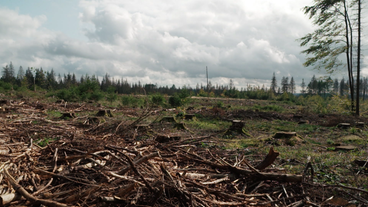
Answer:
0;135;367;206
0;100;367;206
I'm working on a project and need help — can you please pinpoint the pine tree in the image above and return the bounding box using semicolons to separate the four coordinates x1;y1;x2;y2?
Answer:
290;77;295;94
340;78;346;96
281;77;289;93
270;72;277;93
301;79;306;94
333;78;339;95
2;62;15;83
25;67;35;90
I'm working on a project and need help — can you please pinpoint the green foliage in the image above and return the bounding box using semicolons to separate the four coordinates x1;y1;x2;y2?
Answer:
150;93;166;107
179;88;191;99
253;104;284;112
216;101;224;108
36;137;56;147
0;80;13;92
277;92;296;102
169;95;182;107
106;86;118;104
51;79;104;102
121;95;145;107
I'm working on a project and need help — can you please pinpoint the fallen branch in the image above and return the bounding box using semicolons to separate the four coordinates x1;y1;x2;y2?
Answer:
4;168;69;207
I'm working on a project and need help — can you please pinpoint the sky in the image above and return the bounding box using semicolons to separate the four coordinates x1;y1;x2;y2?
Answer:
0;0;366;91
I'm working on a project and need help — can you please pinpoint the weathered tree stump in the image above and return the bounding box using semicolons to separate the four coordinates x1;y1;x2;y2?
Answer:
96;110;113;117
155;134;181;143
224;120;248;137
298;120;309;124
174;122;187;130
184;114;195;120
356;122;365;129
159;116;176;123
60;113;76;119
337;123;350;129
273;132;297;139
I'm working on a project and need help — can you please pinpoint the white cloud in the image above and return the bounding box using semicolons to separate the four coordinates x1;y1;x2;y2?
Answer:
0;0;348;91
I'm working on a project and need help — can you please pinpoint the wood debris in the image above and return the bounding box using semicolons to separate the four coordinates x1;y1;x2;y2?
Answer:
0;99;366;206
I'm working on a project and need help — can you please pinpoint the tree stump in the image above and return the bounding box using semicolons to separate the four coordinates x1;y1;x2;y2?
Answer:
155;134;181;143
184;114;195;120
224;120;248;137
273;132;297;139
298;120;309;124
174;122;187;130
159;116;176;123
60;113;76;119
356;122;365;129
96;110;113;117
337;123;350;129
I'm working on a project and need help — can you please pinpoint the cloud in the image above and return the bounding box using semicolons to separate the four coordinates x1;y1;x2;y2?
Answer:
0;0;351;90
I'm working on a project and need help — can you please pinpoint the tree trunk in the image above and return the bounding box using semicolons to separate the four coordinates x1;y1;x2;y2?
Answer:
343;1;354;113
356;0;361;116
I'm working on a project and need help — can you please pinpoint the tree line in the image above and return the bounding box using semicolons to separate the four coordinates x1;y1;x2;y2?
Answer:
2;61;368;101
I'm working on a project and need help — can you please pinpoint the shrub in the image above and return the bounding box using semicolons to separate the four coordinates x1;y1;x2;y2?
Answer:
151;93;166;106
169;95;182;107
121;95;145;107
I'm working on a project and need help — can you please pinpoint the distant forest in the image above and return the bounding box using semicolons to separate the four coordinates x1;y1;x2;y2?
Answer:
1;62;368;100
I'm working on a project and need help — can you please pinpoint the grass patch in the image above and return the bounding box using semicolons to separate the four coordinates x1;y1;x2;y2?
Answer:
185;118;231;132
253;104;284;112
36;137;57;147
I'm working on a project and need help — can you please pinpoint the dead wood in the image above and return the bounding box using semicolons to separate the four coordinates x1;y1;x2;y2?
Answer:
4;168;69;207
255;147;280;170
0;99;367;206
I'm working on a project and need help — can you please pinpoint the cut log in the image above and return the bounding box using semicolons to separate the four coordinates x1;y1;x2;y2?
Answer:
96;110;113;117
273;132;296;139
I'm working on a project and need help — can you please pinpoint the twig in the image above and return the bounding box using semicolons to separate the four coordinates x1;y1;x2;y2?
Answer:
120;152;156;193
4;168;69;207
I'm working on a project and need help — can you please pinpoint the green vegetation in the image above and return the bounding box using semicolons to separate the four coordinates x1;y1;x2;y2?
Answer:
36;137;57;147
